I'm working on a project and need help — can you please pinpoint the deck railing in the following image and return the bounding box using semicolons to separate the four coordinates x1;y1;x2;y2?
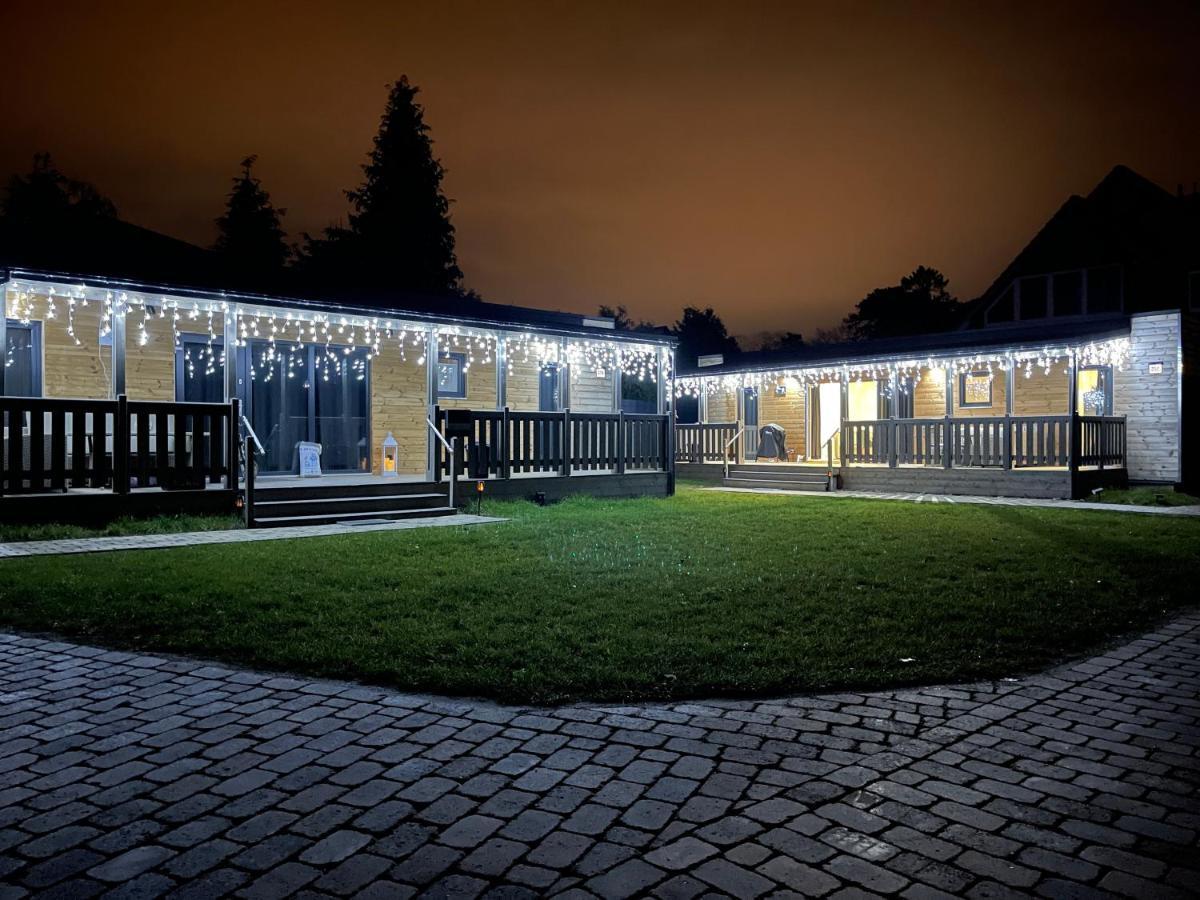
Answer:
675;422;739;463
1;394;238;496
433;407;670;481
841;414;1125;470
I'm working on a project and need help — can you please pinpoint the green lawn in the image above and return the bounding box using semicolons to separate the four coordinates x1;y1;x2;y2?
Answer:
0;513;243;543
1084;486;1200;507
1;484;1197;704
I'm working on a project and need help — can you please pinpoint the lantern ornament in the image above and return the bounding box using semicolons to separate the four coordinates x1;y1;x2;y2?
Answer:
381;431;399;477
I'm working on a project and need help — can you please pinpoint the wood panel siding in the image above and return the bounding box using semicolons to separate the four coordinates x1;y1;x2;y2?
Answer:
759;378;805;457
1115;312;1181;483
8;293;111;399
506;356;544;410
437;355;497;411
1012;367;1068;415
126;314;225;402
706;385;737;423
570;366;616;413
912;368;947;418
369;341;428;475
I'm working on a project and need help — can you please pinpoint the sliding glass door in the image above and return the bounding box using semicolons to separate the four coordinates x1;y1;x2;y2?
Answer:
240;341;370;474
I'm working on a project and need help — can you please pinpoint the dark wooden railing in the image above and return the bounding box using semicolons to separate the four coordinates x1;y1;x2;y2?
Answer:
433;407;670;481
1;394;238;496
840;414;1124;471
675;422;738;462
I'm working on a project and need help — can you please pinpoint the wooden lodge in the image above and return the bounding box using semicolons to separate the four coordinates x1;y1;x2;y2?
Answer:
1;270;675;526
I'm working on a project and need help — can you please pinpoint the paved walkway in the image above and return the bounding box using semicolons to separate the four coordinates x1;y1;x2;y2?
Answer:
709;486;1200;516
1;618;1197;899
0;515;505;559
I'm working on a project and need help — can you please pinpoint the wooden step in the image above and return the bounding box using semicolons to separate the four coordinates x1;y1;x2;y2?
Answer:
723;476;830;492
251;506;457;528
253;480;445;502
252;492;448;519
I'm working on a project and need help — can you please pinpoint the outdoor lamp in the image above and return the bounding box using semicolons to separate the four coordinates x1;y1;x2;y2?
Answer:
381;431;399;476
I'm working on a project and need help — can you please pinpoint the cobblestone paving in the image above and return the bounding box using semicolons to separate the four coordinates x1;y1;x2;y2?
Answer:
1;616;1197;899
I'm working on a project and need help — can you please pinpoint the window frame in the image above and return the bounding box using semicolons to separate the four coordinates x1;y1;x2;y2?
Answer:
174;332;225;403
1077;364;1114;417
3;319;43;398
958;371;994;409
436;351;468;399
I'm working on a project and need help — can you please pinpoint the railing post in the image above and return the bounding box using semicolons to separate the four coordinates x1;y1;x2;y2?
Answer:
561;408;571;476
617;411;626;474
943;417;953;469
227;398;240;489
501;407;511;479
113;393;130;495
243;435;255;526
888;421;897;468
1002;416;1012;470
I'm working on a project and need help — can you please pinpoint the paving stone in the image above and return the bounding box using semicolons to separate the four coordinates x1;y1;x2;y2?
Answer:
0;620;1195;900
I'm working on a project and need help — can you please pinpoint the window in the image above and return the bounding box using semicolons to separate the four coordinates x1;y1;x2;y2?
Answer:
539;363;561;411
1087;265;1122;313
1076;366;1113;416
959;371;993;408
437;352;467;399
1019;276;1048;319
1052;271;1083;316
175;334;224;403
3;320;42;397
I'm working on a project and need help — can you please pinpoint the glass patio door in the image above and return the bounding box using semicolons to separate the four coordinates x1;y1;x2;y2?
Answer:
742;388;759;459
241;342;369;474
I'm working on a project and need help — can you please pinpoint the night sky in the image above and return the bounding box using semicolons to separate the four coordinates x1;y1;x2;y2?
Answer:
2;1;1197;336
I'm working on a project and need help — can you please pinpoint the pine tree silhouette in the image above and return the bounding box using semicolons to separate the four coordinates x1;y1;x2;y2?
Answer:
303;77;463;300
213;155;290;279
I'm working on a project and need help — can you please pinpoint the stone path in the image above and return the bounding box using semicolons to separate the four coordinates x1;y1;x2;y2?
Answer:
0;515;505;559
1;616;1197;899
709;486;1200;517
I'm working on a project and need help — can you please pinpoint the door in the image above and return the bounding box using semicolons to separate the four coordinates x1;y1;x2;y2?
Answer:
240;341;370;474
743;387;759;459
810;382;841;459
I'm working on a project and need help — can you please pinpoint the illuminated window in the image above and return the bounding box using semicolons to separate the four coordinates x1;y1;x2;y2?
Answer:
437;352;467;398
1076;366;1113;416
958;371;993;408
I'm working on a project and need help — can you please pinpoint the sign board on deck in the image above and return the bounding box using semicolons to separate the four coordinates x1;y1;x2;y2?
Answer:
297;441;322;478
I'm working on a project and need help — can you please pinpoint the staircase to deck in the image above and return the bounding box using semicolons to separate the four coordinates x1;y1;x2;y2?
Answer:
722;464;832;492
248;480;455;528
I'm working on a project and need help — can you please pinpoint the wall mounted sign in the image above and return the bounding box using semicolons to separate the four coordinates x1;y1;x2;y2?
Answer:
1148;361;1164;375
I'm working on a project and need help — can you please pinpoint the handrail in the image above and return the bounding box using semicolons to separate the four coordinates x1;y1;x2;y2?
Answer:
241;415;265;455
426;417;457;510
722;427;745;479
822;431;838;491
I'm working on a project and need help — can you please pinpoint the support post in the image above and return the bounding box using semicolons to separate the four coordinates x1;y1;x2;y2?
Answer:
223;308;238;403
501;407;511;479
244;435;256;526
495;334;507;410
1067;350;1079;496
559;336;571;410
1004;357;1015;469
111;299;126;398
665;348;676;492
943;365;953;469
114;393;130;494
426;326;438;482
888;369;899;468
0;290;7;396
611;351;622;413
227;397;240;488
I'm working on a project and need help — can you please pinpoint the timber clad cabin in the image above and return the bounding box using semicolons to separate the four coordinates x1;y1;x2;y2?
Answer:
1;270;676;526
1;166;1196;524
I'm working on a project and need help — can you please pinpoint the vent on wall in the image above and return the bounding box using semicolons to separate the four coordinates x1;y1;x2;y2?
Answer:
698;354;724;367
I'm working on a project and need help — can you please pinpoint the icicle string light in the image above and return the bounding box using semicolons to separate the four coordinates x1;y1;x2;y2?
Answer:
673;339;1132;399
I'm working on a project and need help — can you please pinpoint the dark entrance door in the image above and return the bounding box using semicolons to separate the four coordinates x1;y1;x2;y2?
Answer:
743;387;759;459
240;341;370;474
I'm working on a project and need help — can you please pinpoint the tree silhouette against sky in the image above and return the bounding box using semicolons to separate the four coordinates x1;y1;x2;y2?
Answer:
213;155;290;281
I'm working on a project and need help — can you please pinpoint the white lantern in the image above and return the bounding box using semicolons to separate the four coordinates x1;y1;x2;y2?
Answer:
381;431;399;477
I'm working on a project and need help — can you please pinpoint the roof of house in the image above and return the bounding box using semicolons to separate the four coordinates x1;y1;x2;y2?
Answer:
1;266;674;345
960;165;1199;327
678;314;1132;377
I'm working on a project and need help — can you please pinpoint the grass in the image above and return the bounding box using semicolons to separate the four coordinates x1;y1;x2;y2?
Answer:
0;513;243;543
1;483;1197;704
1083;486;1200;507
